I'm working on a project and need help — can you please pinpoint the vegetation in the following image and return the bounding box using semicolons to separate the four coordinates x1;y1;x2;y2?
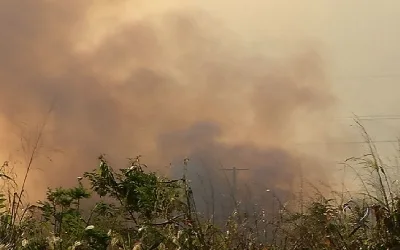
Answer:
1;128;400;249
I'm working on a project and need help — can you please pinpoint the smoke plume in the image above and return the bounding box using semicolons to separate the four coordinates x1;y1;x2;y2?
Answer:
0;0;336;206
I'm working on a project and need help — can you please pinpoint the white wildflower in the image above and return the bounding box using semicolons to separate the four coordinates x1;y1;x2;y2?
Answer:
22;239;29;247
71;241;82;250
85;225;95;230
132;242;142;250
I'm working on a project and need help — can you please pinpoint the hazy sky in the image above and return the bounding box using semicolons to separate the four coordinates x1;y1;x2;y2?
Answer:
183;0;400;158
80;0;400;198
1;0;399;198
128;0;400;141
187;0;400;111
79;0;400;186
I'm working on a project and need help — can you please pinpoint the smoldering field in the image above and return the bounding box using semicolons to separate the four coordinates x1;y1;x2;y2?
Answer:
0;1;343;213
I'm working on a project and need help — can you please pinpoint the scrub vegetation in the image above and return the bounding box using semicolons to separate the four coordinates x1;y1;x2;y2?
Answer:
1;128;400;250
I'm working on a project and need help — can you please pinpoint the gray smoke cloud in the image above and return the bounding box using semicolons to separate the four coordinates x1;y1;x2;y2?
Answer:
0;1;336;205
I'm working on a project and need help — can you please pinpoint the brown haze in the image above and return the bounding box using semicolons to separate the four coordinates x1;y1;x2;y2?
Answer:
0;0;339;205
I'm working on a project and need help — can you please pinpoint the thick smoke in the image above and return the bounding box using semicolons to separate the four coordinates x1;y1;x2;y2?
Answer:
0;0;336;206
